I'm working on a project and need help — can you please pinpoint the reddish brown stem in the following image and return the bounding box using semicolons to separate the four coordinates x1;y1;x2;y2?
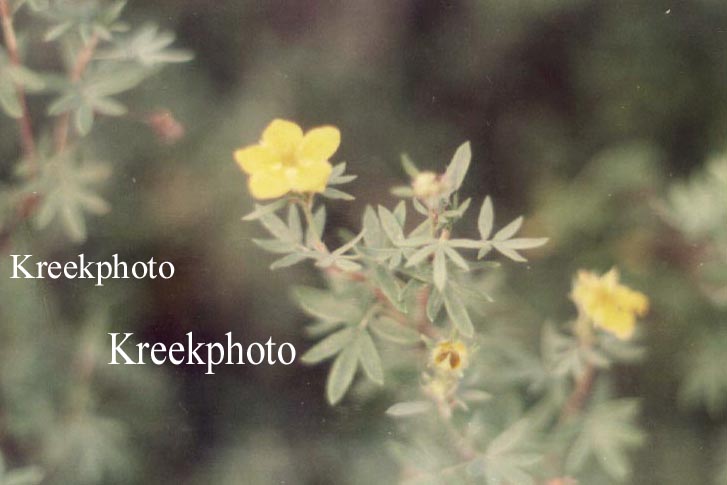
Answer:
560;363;597;421
0;0;36;161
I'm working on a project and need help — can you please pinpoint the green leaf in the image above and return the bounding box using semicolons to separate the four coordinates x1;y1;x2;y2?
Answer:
432;247;447;292
47;93;78;115
390;185;414;198
378;205;404;243
92;96;127;116
477;243;493;259
493;216;523;241
478;196;494;239
305;320;344;339
372;266;405;311
323;187;355;200
444;141;471;195
251;239;298;254
328;162;357;185
369;317;420;344
331;228;366;257
300;327;356;364
405;244;436;267
359;331;384;385
95;25;193;67
492;243;527;262
565;399;644;481
305;205;326;246
27;151;111;242
426;287;443;322
401;153;419;178
0;84;22;118
443;245;469;271
386;401;432;417
443;286;474;337
393;200;406;226
74;103;94;135
259;211;295;242
242;200;286;221
287;204;302;242
333;258;362;272
326;341;360;405
44;21;72;41
59;198;87;240
362;205;385;247
472;418;541;485
680;330;727;416
293;286;360;323
270;252;308;270
494;238;548;249
7;65;46;91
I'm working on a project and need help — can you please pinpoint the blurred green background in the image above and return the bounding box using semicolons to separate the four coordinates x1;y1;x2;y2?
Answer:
2;0;727;483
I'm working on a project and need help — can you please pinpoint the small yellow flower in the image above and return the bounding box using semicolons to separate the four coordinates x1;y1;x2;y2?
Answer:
234;119;340;199
571;268;649;340
431;340;469;373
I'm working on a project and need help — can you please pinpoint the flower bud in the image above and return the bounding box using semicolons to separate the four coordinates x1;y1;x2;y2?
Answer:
146;109;185;145
412;171;447;200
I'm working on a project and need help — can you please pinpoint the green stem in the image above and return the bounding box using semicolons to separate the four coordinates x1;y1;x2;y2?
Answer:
297;194;327;253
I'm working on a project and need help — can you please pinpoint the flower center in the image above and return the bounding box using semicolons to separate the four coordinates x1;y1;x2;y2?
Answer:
436;350;461;369
280;148;297;166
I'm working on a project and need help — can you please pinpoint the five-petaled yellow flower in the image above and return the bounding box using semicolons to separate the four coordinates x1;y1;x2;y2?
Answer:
571;268;649;340
234;119;340;199
431;340;469;373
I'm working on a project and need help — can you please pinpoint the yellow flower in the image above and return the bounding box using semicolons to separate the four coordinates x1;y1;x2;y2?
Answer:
234;119;340;199
571;268;649;340
430;340;469;373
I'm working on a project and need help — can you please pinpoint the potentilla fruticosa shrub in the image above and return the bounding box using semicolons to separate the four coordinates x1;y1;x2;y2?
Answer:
0;0;191;244
663;156;727;483
237;119;650;484
0;1;190;481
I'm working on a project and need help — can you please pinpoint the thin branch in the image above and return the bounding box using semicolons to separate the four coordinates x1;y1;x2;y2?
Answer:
0;0;36;160
0;194;39;252
560;362;597;421
53;33;100;153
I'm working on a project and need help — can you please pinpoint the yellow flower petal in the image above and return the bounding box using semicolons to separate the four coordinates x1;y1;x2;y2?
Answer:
234;145;280;174
262;119;303;156
596;307;635;339
297;126;341;161
571;267;648;341
287;159;332;193
248;169;290;199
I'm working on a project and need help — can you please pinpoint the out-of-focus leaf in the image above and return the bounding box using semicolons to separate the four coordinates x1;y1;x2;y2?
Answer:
292;286;361;323
443;285;474;337
443;141;471;195
386;401;432;417
432;247;447;292
565;399;645;481
359;331;384;385
326;341;360;405
300;327;356;364
469;418;541;484
25;149;111;242
369;317;420;345
95;24;193;66
478;196;494;240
